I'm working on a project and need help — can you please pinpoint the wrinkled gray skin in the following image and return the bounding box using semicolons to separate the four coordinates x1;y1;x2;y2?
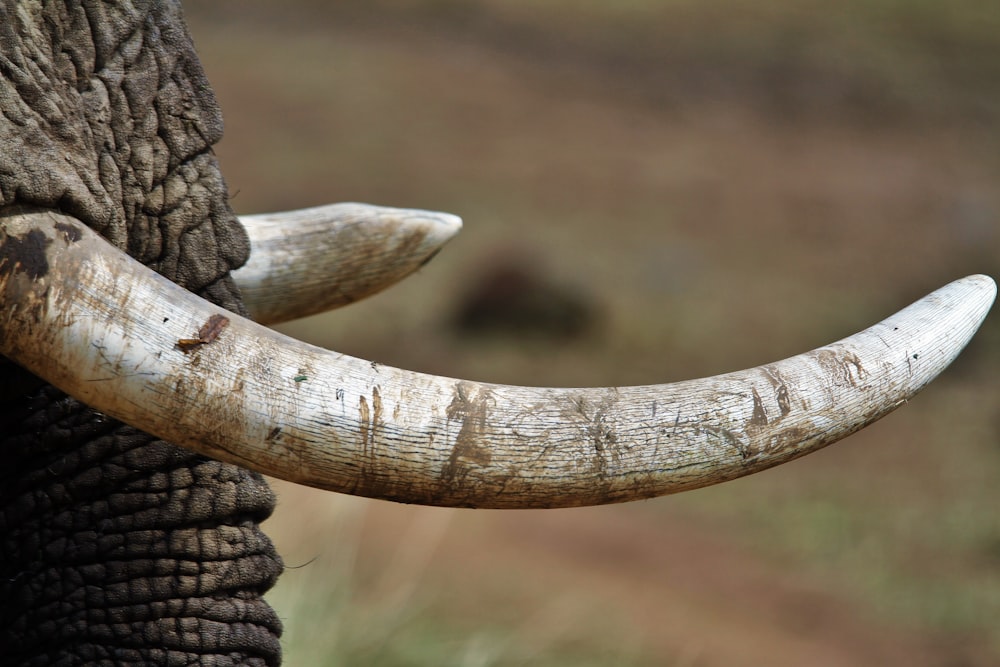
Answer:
1;2;284;665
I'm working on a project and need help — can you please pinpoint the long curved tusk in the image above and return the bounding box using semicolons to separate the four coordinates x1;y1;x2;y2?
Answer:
234;203;462;324
1;208;995;508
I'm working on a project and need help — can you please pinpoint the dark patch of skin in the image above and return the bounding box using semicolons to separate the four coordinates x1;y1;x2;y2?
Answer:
0;229;51;281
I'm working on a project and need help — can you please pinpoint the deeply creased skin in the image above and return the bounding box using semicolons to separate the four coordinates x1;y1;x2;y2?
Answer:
0;387;283;666
0;2;283;664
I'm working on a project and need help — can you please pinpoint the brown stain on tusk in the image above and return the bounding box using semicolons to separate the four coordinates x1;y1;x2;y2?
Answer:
442;382;494;490
573;396;619;482
177;313;231;353
762;365;793;417
53;220;83;244
359;394;371;452
0;228;52;281
750;387;769;427
811;349;867;388
359;387;384;457
355;388;386;493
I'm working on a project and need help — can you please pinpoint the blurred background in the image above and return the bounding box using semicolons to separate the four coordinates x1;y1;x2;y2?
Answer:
187;1;1000;664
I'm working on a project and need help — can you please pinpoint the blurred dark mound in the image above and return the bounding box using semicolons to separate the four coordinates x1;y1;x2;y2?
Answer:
450;254;597;342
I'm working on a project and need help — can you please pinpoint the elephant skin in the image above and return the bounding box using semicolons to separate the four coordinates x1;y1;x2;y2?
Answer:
0;2;283;665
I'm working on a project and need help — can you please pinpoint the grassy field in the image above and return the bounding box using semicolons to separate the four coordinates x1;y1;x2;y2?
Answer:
187;1;999;664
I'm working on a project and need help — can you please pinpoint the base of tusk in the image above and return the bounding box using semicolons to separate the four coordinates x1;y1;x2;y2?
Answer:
0;207;995;508
234;203;462;324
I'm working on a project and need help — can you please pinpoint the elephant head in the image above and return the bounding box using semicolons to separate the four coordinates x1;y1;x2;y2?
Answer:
0;2;995;665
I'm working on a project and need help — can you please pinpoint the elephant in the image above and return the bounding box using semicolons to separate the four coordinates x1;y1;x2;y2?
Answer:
0;1;994;665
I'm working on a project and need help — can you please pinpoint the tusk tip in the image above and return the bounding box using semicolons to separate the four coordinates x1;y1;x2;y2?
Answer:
947;274;996;325
966;273;996;300
390;206;463;245
234;202;463;323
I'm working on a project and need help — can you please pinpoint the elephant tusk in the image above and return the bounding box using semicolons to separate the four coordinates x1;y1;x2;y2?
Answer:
234;203;462;324
0;208;995;508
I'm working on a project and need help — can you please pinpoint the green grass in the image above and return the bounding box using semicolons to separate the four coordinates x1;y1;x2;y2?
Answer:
265;493;657;666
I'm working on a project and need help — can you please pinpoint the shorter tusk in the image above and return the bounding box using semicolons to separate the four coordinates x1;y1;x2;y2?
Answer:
233;203;462;324
0;208;995;508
